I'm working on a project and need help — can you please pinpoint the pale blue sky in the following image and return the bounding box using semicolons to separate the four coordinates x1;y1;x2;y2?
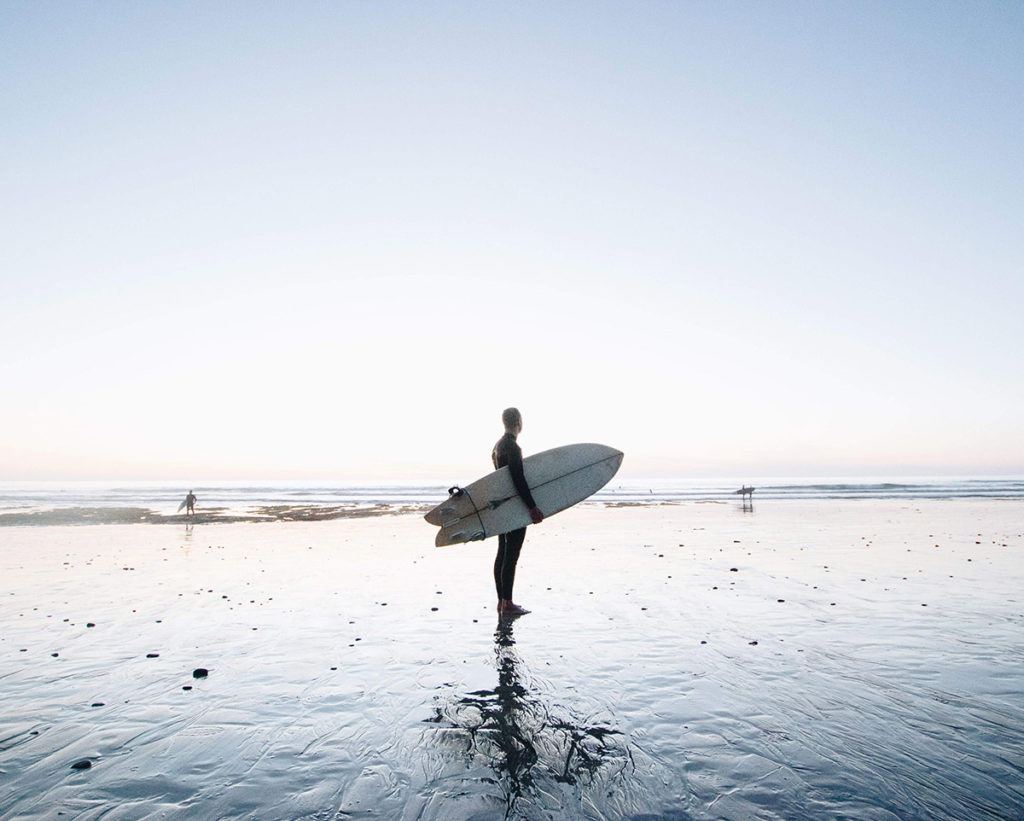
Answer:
2;2;1022;479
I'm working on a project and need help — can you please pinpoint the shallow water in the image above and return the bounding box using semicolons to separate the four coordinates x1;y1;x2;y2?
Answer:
1;502;1022;819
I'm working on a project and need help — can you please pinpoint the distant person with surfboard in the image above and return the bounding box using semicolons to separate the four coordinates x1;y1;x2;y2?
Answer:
184;490;197;516
492;408;544;616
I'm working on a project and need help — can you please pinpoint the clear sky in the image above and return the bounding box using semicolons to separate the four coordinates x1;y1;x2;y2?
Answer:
2;2;1022;480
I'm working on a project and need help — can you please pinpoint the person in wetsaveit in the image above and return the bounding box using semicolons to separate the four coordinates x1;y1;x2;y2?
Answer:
492;407;544;616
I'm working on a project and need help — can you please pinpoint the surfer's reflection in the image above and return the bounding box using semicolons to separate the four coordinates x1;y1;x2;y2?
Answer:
427;617;628;815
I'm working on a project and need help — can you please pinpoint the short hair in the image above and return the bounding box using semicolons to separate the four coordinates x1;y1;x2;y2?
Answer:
501;407;522;431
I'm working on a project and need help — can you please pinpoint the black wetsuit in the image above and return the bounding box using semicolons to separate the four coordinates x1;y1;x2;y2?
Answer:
492;433;536;601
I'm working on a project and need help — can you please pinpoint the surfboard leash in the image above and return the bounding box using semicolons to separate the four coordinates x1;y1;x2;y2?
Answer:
447;486;487;541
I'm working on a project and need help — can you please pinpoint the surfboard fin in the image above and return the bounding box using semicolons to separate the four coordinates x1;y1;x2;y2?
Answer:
444;529;486;544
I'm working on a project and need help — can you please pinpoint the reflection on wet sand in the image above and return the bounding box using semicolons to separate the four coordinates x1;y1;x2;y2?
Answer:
426;617;641;819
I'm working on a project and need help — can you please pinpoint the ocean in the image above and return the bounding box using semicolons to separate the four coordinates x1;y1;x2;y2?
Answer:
1;477;1022;525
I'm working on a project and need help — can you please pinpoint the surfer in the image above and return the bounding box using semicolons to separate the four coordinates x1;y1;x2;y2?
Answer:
492;408;544;616
185;490;197;516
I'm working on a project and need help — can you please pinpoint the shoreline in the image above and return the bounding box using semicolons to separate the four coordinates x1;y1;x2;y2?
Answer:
0;502;433;527
3;494;1024;527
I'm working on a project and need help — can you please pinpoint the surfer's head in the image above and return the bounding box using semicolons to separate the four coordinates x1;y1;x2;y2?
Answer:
502;407;522;435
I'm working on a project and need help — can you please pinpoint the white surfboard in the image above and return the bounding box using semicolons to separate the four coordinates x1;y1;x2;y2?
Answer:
424;443;623;547
177;499;188;512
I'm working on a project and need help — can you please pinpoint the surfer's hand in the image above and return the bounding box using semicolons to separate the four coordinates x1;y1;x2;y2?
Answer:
529;507;544;524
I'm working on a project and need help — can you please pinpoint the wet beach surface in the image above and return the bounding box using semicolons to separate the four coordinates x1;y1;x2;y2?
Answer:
1;501;1023;819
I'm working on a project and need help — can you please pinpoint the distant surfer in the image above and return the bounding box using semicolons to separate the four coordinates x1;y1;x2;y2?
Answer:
736;485;755;500
185;490;197;516
492;408;544;616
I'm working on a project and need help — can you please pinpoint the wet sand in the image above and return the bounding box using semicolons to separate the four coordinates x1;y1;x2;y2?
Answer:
2;501;1023;819
0;503;431;526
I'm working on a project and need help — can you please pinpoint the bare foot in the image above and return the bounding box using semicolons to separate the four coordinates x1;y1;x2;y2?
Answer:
496;599;530;616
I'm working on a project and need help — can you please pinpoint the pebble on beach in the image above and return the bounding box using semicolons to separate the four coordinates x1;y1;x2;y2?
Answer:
193;668;209;678
71;760;92;770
